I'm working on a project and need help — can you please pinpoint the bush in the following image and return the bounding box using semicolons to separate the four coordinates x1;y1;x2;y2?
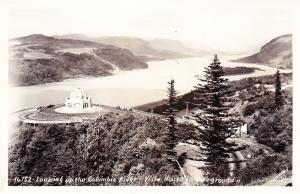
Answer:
236;153;291;185
243;103;257;116
175;123;196;142
252;105;292;152
8;113;181;186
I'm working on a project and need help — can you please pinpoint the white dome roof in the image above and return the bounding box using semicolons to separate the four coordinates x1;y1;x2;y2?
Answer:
70;88;87;99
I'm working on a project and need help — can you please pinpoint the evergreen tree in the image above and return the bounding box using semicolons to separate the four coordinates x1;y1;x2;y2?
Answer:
163;79;179;165
275;70;284;108
192;55;244;181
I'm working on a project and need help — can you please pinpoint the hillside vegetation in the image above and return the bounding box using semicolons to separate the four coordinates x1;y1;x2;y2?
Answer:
232;34;292;69
55;34;206;60
9;54;293;186
9;113;198;186
9;34;148;86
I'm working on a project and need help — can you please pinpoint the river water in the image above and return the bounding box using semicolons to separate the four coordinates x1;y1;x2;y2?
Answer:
9;55;291;112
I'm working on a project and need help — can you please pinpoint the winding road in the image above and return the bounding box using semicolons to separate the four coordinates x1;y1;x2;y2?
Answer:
175;141;247;185
11;104;162;124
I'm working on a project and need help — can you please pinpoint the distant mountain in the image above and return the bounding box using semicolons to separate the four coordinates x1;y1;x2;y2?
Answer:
91;36;165;59
232;34;292;69
9;34;147;86
148;38;205;56
55;34;205;60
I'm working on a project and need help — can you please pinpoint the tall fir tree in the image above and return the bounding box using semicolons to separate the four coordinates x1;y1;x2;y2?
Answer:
192;55;244;182
275;70;284;108
163;79;179;165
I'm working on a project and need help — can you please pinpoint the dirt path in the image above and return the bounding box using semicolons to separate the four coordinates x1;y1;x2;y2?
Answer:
233;151;247;169
175;143;204;185
231;137;274;155
175;142;246;185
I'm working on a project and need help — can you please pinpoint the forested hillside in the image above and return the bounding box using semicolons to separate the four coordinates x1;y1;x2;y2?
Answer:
9;55;293;186
233;34;292;69
9;113;196;186
9;34;148;86
55;34;205;60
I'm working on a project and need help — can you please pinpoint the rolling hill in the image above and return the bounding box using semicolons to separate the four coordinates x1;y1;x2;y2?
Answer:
55;34;205;60
9;34;148;86
232;34;292;69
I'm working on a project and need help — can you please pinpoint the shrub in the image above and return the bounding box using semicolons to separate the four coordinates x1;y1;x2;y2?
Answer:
243;103;257;116
236;153;291;185
8;113;181;186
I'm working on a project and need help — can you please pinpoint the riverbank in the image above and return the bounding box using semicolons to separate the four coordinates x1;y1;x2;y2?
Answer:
10;56;292;112
133;72;292;114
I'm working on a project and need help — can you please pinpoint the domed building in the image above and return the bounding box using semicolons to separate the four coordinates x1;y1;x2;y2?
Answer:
65;88;92;109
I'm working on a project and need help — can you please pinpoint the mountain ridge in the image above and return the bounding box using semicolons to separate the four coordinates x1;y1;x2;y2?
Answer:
54;34;207;60
9;34;148;86
232;34;292;69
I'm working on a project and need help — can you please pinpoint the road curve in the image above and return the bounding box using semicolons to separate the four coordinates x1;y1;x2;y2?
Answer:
11;104;161;124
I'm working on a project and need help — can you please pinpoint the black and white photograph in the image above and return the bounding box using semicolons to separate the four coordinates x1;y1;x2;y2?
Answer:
1;0;298;191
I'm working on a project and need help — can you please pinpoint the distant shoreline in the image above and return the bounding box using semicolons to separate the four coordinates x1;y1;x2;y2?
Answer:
10;55;199;87
133;72;293;113
10;60;265;88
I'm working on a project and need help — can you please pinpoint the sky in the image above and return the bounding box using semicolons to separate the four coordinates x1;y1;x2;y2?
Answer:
8;0;294;53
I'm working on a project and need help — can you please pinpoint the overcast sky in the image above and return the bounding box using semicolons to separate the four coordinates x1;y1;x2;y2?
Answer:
8;0;293;53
